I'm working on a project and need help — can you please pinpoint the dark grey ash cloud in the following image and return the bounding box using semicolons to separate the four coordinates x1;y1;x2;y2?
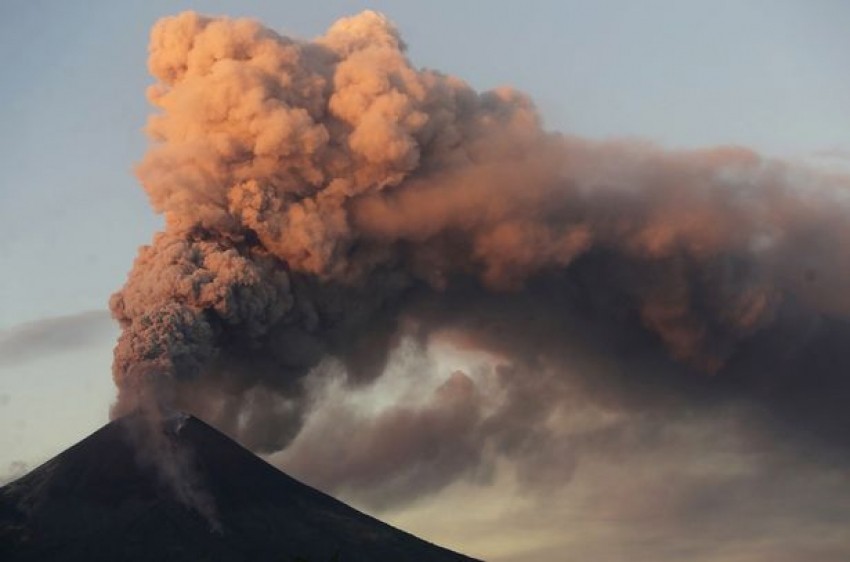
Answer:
375;396;850;561
106;10;850;559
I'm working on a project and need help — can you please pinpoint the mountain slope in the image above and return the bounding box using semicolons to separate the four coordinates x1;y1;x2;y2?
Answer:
0;414;480;562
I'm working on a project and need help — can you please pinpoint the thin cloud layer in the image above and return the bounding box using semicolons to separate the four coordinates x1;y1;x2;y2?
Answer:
0;310;113;368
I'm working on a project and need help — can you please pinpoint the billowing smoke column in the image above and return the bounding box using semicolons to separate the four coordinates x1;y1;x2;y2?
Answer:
113;10;850;504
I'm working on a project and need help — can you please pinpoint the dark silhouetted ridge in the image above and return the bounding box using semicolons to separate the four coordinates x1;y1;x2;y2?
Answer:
0;414;480;561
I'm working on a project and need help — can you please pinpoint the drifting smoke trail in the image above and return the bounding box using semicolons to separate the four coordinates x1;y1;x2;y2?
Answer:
112;10;850;505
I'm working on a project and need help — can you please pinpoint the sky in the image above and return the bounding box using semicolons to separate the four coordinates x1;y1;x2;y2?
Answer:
1;1;850;560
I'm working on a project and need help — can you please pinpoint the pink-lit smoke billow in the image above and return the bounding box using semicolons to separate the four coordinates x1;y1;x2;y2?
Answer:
111;10;850;507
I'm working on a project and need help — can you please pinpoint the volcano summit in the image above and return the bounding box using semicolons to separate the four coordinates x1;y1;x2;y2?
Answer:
0;414;478;561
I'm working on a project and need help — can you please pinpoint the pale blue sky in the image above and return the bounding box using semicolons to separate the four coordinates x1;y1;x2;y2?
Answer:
1;1;849;557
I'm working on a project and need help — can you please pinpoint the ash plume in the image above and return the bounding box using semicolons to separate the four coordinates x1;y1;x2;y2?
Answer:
112;9;850;508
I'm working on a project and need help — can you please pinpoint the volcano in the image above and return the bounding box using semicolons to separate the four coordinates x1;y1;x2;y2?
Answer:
0;414;480;561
